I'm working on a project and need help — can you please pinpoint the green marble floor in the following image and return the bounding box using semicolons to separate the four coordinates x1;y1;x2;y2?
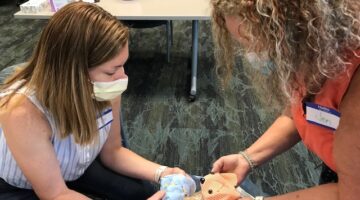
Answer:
0;1;321;196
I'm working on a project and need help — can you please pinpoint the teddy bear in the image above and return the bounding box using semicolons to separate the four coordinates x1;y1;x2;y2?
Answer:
199;173;241;200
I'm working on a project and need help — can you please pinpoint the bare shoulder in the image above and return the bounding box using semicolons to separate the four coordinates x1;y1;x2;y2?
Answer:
0;93;51;140
0;94;70;199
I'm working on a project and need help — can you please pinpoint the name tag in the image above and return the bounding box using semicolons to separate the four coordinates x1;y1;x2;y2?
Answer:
305;102;341;130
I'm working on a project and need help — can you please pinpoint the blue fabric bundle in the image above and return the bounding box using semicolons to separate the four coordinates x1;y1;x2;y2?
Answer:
160;174;196;200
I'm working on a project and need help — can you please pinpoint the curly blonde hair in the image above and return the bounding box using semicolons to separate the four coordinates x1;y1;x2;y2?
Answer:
211;0;360;102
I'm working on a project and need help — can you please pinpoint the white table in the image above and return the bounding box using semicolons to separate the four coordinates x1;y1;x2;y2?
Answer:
14;0;212;100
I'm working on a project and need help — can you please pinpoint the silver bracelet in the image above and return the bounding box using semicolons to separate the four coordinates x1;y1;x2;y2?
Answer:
254;196;265;200
154;166;168;183
239;151;256;170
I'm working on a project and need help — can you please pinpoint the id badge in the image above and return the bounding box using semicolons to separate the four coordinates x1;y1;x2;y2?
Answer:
305;102;341;130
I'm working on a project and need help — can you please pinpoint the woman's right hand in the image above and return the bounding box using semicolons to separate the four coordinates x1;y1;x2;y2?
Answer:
211;154;251;184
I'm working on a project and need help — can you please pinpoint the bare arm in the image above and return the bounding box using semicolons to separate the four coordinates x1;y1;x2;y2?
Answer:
0;95;89;200
100;97;184;182
212;112;343;198
212;112;301;182
245;114;300;166
253;66;360;200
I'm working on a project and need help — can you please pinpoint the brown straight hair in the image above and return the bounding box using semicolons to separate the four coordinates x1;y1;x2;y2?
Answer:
0;2;129;145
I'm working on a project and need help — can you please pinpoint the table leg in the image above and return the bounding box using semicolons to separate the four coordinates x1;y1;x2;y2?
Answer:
189;20;199;101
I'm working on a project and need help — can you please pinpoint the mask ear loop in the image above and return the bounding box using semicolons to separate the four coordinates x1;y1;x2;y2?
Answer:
88;78;96;99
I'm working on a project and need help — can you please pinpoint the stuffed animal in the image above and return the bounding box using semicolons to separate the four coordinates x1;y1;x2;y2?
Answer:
200;173;241;200
160;174;196;200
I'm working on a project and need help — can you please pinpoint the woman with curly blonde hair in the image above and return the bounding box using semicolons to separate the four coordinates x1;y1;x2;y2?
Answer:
210;0;360;199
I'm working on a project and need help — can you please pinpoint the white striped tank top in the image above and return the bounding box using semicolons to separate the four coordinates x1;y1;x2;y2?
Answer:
0;80;113;189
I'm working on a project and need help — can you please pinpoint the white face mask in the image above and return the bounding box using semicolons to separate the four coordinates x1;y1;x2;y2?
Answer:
92;78;128;101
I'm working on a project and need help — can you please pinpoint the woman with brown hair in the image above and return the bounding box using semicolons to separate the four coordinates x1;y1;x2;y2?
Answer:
210;0;360;199
0;2;184;200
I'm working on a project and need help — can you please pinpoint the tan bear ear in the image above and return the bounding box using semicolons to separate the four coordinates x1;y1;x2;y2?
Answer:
203;173;216;181
220;173;238;185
